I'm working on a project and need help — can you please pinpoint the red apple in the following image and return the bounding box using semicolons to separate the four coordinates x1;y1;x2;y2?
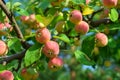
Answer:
0;70;14;80
42;41;59;58
70;10;82;24
48;57;63;71
0;40;8;56
36;28;51;44
95;32;108;47
75;21;89;35
102;0;118;8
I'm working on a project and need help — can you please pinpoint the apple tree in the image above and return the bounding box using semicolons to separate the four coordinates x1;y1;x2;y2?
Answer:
0;0;120;80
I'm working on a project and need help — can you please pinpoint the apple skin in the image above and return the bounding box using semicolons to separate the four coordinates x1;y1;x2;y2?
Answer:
42;41;59;58
48;57;63;71
86;0;91;4
102;0;118;8
95;33;108;47
75;21;89;35
0;70;14;80
0;40;8;56
55;21;65;33
0;23;4;30
20;16;29;24
70;10;82;24
21;68;39;80
35;28;51;44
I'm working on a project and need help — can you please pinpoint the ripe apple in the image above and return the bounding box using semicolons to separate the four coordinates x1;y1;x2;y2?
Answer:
35;28;51;44
0;40;8;56
75;21;89;35
0;70;14;80
0;23;4;30
86;0;91;4
95;32;108;47
69;10;83;24
42;41;59;58
48;57;63;71
102;0;118;8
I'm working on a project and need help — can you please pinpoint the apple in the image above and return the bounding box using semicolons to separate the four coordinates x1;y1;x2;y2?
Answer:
48;57;63;71
75;21;89;35
36;28;51;44
95;32;108;47
0;40;8;56
102;0;118;8
0;70;14;80
42;41;59;58
69;10;83;24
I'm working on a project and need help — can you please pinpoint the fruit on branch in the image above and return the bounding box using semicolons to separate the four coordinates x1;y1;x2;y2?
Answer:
55;21;65;33
102;0;118;8
42;41;59;58
69;10;82;24
75;21;89;35
20;16;29;24
36;28;51;44
95;32;108;47
48;57;63;71
86;0;91;4
21;68;39;80
0;70;14;80
0;40;8;56
92;46;99;55
28;14;36;23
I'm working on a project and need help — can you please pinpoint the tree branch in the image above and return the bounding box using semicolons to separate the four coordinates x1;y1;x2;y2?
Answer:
0;50;26;64
0;0;24;40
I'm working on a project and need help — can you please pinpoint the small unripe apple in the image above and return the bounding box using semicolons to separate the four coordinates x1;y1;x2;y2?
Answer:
36;28;51;44
20;16;29;24
55;21;65;33
42;41;59;58
28;14;36;23
0;40;8;56
48;57;63;71
0;70;14;80
69;10;82;24
102;0;118;8
21;68;39;80
95;33;108;47
75;21;89;35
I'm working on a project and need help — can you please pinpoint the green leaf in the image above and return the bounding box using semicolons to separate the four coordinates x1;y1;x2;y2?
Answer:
74;50;95;65
15;8;29;16
24;43;42;67
53;34;70;44
109;8;118;22
7;38;23;52
72;0;85;5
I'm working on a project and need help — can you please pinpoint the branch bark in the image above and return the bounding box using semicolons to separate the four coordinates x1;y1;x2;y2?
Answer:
0;50;26;64
0;0;24;40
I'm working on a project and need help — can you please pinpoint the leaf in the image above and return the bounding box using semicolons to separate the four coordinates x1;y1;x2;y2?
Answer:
109;8;118;22
24;43;42;67
15;8;29;16
36;15;54;26
82;6;94;15
72;0;85;5
74;50;95;65
53;34;70;44
7;38;23;52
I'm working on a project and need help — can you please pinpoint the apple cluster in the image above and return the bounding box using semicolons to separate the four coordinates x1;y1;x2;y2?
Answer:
0;70;14;80
0;17;12;31
21;14;45;29
69;10;89;35
35;27;63;71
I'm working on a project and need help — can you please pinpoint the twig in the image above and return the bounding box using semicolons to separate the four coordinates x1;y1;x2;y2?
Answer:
0;50;26;64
